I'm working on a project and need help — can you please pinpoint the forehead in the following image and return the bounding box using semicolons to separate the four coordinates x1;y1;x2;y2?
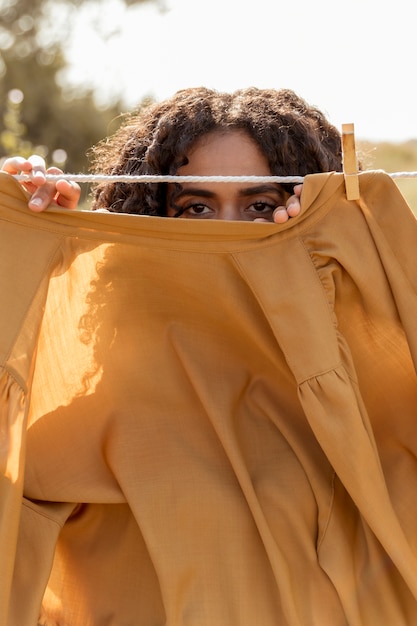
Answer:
180;130;272;177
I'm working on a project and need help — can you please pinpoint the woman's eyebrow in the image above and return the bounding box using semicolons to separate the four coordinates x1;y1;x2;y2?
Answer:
174;184;283;200
238;184;283;197
174;188;215;199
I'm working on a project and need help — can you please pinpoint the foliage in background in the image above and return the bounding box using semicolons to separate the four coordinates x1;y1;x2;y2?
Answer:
0;0;159;204
0;58;127;172
0;0;159;171
359;140;417;214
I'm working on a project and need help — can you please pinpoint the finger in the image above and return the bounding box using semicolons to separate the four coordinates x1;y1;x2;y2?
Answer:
273;207;290;224
55;179;81;210
27;167;80;212
286;196;301;218
23;162;57;211
1;156;32;175
47;167;81;209
293;183;303;197
1;157;40;195
28;191;56;212
28;155;47;185
286;203;300;217
27;175;62;212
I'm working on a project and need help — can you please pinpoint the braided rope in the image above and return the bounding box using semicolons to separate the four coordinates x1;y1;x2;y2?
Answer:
14;174;305;184
389;171;417;179
13;171;417;184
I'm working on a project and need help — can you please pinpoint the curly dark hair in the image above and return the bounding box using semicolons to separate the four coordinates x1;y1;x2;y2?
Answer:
89;87;343;215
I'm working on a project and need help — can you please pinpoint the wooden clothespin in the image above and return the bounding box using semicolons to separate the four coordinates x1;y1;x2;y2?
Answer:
341;123;360;201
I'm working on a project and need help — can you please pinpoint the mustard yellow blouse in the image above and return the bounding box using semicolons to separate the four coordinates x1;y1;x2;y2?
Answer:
1;170;417;625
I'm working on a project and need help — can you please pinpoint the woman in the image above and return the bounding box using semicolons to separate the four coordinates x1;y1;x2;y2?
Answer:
6;88;404;626
2;87;343;220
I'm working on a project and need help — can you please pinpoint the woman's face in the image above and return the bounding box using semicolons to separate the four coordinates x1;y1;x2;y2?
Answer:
166;130;290;221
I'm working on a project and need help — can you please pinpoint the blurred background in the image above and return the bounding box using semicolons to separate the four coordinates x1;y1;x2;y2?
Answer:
1;0;417;209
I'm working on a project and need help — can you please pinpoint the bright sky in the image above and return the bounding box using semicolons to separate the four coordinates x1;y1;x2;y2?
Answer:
65;0;417;142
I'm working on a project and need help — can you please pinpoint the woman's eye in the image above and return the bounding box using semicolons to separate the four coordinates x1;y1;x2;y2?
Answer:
249;202;275;214
185;204;211;216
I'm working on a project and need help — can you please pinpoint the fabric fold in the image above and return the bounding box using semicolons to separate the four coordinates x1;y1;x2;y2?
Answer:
1;171;417;625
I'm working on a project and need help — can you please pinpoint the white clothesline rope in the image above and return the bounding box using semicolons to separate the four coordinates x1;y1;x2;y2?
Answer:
12;171;417;184
14;174;305;184
389;171;417;179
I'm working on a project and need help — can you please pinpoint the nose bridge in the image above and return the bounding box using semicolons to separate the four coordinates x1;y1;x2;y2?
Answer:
216;184;242;220
220;202;240;221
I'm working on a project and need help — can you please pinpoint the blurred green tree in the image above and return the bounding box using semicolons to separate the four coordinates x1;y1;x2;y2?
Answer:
0;0;160;174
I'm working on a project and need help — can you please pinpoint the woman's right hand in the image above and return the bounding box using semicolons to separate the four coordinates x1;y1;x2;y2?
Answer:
1;155;81;212
273;184;303;223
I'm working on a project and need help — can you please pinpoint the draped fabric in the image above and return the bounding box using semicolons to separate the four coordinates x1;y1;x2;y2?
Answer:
1;170;417;625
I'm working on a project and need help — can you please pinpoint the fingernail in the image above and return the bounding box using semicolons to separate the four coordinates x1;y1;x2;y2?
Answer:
29;197;44;210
